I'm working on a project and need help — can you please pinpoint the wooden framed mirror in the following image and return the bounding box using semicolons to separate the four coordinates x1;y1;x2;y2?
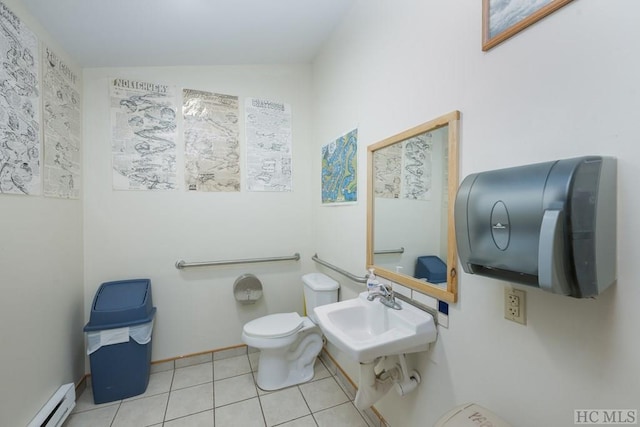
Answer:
366;111;460;303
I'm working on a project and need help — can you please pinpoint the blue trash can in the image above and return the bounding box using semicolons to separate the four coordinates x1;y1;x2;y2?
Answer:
414;256;447;284
84;279;156;404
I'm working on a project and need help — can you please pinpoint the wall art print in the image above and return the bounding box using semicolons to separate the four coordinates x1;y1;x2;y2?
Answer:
0;1;41;195
482;0;574;51
110;78;178;190
245;97;292;192
183;89;240;192
321;128;357;204
42;45;81;199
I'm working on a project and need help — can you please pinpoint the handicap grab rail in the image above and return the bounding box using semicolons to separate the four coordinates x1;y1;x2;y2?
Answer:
311;254;368;283
175;253;300;269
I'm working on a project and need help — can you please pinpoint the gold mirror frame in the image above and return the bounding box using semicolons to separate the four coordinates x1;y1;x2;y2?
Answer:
366;111;459;303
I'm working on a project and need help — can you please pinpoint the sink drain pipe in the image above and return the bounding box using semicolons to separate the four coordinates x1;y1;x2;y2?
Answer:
354;354;421;409
394;353;421;396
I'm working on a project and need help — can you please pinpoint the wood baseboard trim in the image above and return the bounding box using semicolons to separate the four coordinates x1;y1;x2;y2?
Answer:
151;343;247;366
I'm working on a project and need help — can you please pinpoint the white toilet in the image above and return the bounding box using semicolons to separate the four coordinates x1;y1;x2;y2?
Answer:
241;272;339;391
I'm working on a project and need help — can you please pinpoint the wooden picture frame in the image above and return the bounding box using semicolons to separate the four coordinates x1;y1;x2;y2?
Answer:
482;0;574;51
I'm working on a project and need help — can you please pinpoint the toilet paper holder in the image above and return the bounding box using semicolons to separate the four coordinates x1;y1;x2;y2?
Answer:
233;274;263;304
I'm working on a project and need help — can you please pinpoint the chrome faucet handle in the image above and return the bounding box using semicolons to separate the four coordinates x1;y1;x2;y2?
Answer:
366;283;402;310
380;283;393;296
367;282;393;298
368;282;388;294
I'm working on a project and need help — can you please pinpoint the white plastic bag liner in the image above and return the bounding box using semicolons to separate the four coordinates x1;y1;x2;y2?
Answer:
86;319;154;355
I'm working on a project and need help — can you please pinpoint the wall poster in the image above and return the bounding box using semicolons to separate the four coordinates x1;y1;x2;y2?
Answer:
374;132;434;201
401;132;433;200
321;128;357;204
183;89;240;192
482;0;574;51
42;45;81;198
110;78;178;190
245;98;292;192
0;2;41;195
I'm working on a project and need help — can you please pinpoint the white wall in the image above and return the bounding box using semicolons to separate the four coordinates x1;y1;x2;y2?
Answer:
312;1;640;426
82;65;316;360
0;1;84;426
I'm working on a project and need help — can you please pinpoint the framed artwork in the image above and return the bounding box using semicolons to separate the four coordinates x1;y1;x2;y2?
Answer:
321;129;357;204
482;0;574;51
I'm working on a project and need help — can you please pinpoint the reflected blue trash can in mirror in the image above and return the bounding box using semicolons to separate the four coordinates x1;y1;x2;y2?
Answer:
84;279;156;404
414;256;447;284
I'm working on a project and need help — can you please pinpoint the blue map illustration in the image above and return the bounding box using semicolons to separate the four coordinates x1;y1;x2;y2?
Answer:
322;129;357;203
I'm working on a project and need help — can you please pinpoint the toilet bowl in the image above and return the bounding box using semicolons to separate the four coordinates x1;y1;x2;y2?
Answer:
241;273;339;391
242;312;323;390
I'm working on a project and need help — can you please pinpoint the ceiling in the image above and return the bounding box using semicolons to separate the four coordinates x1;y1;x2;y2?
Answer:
20;0;355;67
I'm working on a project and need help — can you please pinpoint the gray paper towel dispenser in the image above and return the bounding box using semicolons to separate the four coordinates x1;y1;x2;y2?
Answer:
455;156;616;298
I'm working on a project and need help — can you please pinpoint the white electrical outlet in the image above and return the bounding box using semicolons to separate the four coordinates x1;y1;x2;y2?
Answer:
504;287;526;325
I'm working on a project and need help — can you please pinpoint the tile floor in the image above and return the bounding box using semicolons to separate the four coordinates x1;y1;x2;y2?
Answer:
65;348;379;427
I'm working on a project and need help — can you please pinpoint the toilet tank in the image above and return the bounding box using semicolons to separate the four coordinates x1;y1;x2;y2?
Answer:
302;273;339;323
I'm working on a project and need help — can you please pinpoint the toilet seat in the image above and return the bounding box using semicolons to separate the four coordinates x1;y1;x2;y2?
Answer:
243;312;304;338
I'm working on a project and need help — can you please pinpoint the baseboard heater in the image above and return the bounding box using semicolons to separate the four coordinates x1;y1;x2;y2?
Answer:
27;383;76;427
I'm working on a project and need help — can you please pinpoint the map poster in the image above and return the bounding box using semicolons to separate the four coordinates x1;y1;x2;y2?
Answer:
0;2;41;195
373;132;433;201
321;128;357;204
373;142;402;199
401;133;432;200
110;78;178;190
183;89;240;192
245;98;292;192
42;45;81;199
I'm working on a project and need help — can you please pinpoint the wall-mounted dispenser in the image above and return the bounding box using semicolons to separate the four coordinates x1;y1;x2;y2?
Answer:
455;156;616;298
233;274;263;304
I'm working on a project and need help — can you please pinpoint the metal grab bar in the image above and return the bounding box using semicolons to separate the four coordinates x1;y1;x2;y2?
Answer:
311;254;367;283
374;247;405;255
176;253;300;270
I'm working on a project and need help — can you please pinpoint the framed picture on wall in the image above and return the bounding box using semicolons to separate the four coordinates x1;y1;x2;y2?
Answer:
482;0;574;51
321;129;358;204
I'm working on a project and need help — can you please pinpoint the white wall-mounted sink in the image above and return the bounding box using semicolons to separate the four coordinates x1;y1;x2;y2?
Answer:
313;291;437;363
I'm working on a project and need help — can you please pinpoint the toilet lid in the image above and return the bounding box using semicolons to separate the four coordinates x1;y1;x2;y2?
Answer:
244;312;304;338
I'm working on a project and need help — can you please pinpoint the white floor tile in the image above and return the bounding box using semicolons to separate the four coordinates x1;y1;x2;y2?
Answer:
215;397;265;427
162;409;214;426
124;369;173;400
214;373;258;407
314;402;369;427
172;362;214;390
65;404;119;427
260;387;311;426
111;393;168;427
71;349;385;426
333;370;357;400
299;377;349;413
150;360;174;373
214;354;252;380
165;383;214;421
278;415;319;427
248;350;260;372
71;386;121;413
313;359;331;381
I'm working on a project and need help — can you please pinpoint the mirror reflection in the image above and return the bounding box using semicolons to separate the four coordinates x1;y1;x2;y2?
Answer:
367;111;459;303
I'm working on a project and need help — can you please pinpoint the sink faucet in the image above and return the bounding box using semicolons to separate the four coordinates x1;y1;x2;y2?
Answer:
367;283;402;310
